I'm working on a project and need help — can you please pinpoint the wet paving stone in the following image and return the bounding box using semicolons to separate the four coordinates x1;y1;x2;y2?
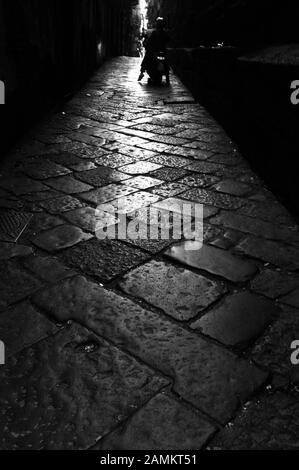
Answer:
0;323;168;450
75;166;129;186
47;152;85;169
211;392;299;450
0;260;42;311
122;176;163;190
149;182;188;198
62;206;115;233
60;239;150;282
209;229;243;250
167;146;212;160
0;301;58;358
252;305;299;380
280;287;299;308
210;211;299;246
32;225;92;252
191;292;280;349
44;175;93;194
119;161;163;175
97;392;216;450
153;197;219;219
250;269;299;299
0;176;48;196
149;167;190;182
185;161;226;176
211;180;252;197
71;161;97;172
164;242;257;283
119;260;226;321
209;152;244;167
178;174;219;188
22;255;76;284
236;237;299;271
113;145;157;161
181;188;246;210
132;123;177;135
123;235;174;255
22;213;64;237
80;184;137;205
0;242;33;260
33;276;266;423
237;200;294;226
3;56;299;447
22;190;61;202
56;141;101;159
95;153;136;168
39;195;86;214
99;192;161;215
148;155;191;168
21;159;71;180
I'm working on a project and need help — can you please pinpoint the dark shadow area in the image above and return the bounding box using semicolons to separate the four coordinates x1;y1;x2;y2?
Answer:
0;0;139;156
147;0;299;218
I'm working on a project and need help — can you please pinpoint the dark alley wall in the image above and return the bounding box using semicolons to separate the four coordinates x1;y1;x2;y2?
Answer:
147;0;299;47
0;0;135;152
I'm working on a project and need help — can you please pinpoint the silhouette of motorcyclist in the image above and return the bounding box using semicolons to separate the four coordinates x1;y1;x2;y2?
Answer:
138;17;170;84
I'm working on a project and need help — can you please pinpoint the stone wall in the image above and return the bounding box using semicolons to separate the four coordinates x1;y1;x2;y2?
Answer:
0;0;135;151
147;0;299;47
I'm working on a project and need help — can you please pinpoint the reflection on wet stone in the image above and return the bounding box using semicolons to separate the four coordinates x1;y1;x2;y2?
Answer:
1;53;299;449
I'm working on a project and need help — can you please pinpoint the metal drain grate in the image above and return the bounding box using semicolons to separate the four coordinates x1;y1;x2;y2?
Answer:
0;209;33;242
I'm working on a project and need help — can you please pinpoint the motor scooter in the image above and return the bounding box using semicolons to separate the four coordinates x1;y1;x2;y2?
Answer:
144;51;170;86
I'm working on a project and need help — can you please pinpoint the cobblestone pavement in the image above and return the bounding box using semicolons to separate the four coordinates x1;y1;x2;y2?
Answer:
1;57;299;450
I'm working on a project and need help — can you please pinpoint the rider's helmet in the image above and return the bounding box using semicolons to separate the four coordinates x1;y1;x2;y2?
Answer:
156;17;165;30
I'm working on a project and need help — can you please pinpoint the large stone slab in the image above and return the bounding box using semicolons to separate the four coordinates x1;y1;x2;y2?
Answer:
236;237;299;271
153;197;218;219
22;159;71;179
0;242;33;260
39;195;86;214
0;324;168;449
0;301;57;357
0;176;48;195
80;184;137;205
150;182;188;198
211;392;299;450
150;167;189;182
280;287;299;308
62;207;117;233
164;242;257;283
44;175;93;194
33;276;267;423
95;153;136;168
60;239;150;282
252;305;299;381
75;167;129;186
250;269;299;299
191;292;280;349
119;260;226;321
181;188;246;210
149;155;191;168
32;225;92;252
211;180;251;197
22;255;76;283
119;161;162;175
211;211;299;246
98;192;161;215
0;260;42;311
123;176;163;190
97;393;216;450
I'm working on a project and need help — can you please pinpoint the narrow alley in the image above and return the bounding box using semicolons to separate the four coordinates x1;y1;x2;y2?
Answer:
1;56;299;450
